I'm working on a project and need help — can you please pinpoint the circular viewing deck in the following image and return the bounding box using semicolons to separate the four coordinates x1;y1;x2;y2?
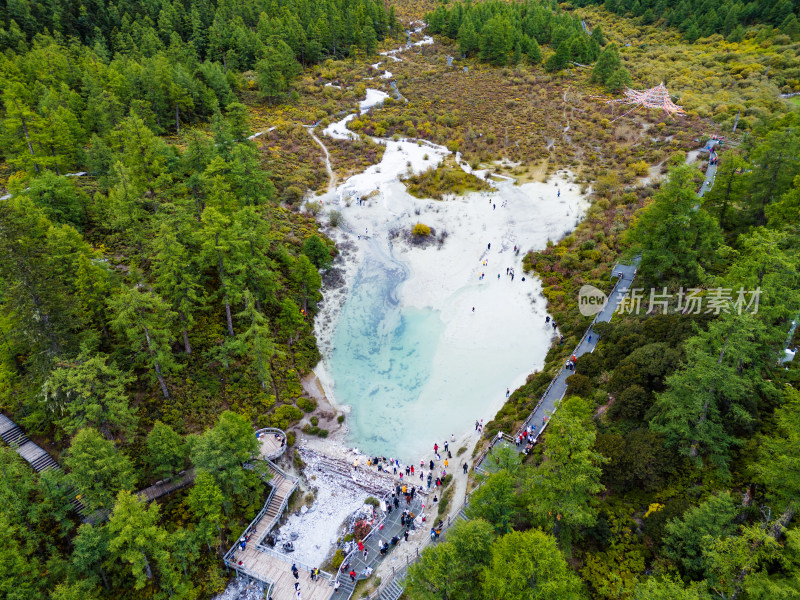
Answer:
256;428;287;460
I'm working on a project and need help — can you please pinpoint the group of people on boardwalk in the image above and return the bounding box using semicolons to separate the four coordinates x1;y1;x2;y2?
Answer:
515;420;545;455
340;435;476;582
289;563;322;599
565;354;578;371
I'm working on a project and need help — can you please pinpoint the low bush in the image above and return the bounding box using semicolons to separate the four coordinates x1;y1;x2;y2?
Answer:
297;397;317;413
412;223;432;237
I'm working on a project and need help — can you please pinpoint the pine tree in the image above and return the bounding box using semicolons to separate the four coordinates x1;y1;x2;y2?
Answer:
45;351;137;441
190;411;262;499
146;421;188;480
525;397;606;547
151;217;202;354
627;165;723;287
606;67;632;93
200;207;248;336
108;285;178;400
64;428;136;511
186;470;224;549
107;491;175;590
523;35;542;64
256;40;301;103
236;290;279;393
482;530;584;599
458;18;480;56
591;43;622;85
479;15;513;66
544;41;570;72
590;24;606;46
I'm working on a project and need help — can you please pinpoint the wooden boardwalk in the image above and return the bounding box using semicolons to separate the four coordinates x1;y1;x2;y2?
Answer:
225;460;335;599
0;414;87;517
137;469;195;502
0;414;196;522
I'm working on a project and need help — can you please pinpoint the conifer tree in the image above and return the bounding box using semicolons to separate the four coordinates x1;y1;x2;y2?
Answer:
45;351;137;440
146;421;188;480
64;428;136;511
526;397;605;548
591;43;622;85
108;285;178;399
544;40;571;72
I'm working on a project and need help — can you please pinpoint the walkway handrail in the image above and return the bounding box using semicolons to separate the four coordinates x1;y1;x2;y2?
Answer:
224;460;298;564
253;483;296;548
222;558;276;596
254;545;333;581
255;427;287;439
366;491;472;599
255;427;287;460
223;484;278;564
336;490;394;584
266;458;298;483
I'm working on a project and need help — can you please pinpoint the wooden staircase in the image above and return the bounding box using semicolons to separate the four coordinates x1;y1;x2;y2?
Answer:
225;461;338;600
0;414;88;518
254;468;298;548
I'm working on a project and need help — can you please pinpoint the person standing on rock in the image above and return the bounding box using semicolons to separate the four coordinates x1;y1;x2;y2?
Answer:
463;463;468;474
292;564;299;580
429;459;434;470
434;443;439;454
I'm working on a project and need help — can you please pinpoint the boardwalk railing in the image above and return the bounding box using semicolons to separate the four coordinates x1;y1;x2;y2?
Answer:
223;562;275;599
255;544;334;581
138;469;195;502
223;458;303;590
366;491;472;600
335;489;395;586
223;485;278;567
226;459;299;566
0;414;88;518
254;427;287;460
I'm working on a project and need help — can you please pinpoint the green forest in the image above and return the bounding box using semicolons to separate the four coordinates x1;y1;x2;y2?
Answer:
427;0;615;72
571;0;800;42
0;0;401;598
0;0;799;597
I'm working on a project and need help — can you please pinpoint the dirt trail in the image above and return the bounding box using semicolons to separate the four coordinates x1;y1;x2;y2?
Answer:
307;126;336;192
